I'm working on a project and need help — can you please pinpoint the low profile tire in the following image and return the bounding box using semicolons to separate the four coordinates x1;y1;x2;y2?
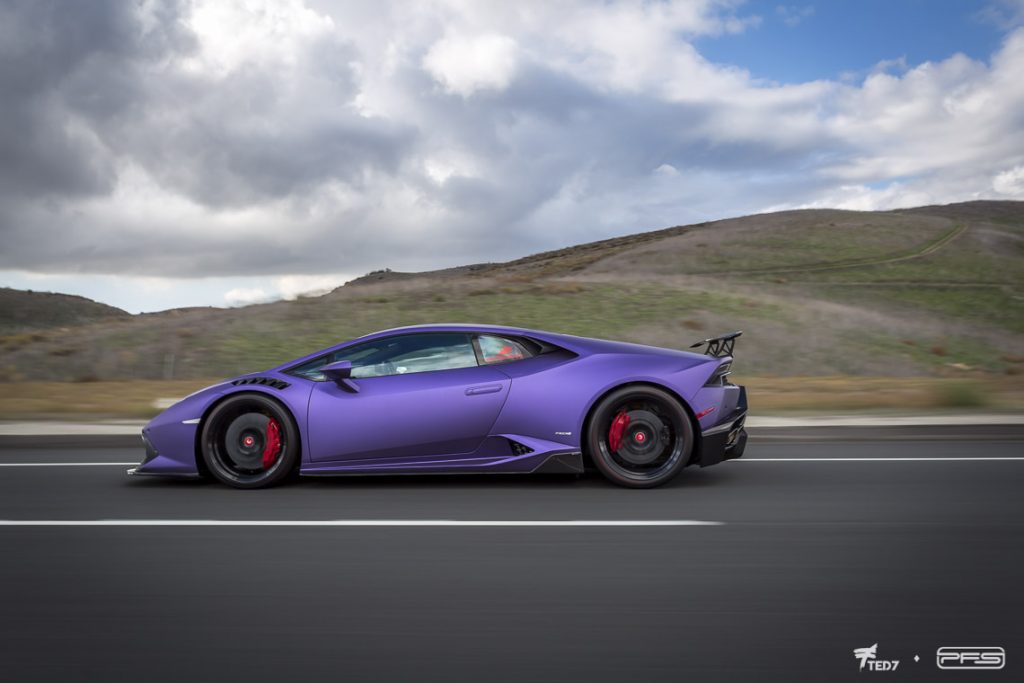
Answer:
586;386;694;488
200;393;300;489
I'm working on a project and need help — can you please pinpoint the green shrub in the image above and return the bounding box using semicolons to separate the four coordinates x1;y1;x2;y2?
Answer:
932;381;988;408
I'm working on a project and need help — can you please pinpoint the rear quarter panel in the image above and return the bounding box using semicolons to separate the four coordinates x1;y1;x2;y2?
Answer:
491;352;718;448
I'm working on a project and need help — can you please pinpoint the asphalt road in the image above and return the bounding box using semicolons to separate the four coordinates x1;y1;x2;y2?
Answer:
1;429;1021;682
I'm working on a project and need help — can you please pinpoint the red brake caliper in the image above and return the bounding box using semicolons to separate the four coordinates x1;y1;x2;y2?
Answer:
262;418;282;469
608;412;631;453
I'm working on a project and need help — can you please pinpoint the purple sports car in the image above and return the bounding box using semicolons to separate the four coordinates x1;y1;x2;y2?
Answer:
130;324;747;488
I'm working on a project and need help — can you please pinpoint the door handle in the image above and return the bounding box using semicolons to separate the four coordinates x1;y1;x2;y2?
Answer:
465;384;503;396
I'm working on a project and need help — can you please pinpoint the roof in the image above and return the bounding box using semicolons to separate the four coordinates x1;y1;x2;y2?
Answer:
272;322;709;372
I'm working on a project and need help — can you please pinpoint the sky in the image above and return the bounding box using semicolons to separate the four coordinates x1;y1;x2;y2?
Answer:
1;0;1023;313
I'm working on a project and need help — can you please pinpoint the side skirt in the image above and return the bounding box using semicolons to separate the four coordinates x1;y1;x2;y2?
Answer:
531;451;584;474
300;450;584;477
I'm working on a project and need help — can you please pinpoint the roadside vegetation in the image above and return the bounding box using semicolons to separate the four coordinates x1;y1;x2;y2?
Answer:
0;376;1020;420
1;201;1021;417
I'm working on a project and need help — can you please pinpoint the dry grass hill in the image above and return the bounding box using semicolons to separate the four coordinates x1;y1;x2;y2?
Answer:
2;201;1022;392
0;288;129;335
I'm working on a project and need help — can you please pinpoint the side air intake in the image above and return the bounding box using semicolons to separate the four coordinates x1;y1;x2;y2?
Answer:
508;439;535;456
231;377;291;390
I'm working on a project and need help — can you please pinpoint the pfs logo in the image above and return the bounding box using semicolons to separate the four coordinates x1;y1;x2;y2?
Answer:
936;646;1005;670
853;643;900;672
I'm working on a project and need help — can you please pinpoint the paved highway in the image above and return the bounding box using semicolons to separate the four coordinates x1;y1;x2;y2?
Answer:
0;428;1021;682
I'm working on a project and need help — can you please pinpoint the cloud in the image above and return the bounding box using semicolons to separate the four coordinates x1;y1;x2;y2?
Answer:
976;0;1024;29
183;0;335;76
0;0;1023;309
423;32;519;96
274;274;353;299
776;5;815;28
224;287;271;306
215;273;353;309
993;165;1024;195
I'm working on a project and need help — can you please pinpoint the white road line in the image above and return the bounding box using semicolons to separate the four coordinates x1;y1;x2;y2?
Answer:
0;519;722;527
737;457;1024;462
0;462;137;467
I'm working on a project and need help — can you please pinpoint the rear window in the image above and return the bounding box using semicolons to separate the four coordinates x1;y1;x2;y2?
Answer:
476;335;531;365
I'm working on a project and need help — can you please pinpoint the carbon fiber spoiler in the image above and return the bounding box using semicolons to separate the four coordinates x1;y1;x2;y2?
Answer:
690;331;742;358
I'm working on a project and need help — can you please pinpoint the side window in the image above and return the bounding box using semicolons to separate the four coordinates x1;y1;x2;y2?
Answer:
290;333;478;380
358;333;476;378
477;335;531;365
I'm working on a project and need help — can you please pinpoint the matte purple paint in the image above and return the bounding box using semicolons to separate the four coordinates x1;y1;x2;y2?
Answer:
133;324;744;478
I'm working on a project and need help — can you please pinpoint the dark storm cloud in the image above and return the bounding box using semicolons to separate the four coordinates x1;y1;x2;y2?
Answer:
0;0;418;275
0;1;1021;284
94;31;419;209
0;0;183;200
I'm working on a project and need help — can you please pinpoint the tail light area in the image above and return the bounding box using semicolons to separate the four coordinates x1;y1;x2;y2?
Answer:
704;360;733;387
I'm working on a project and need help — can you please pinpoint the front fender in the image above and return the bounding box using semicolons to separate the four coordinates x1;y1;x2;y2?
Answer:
133;378;313;477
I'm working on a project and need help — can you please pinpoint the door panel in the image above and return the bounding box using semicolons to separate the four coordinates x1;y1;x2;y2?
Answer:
307;365;511;463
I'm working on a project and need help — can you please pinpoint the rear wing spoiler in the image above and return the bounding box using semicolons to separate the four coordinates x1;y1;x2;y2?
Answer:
690;331;742;358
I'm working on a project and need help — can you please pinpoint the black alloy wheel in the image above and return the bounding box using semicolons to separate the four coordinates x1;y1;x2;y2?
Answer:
200;393;299;489
586;386;694;488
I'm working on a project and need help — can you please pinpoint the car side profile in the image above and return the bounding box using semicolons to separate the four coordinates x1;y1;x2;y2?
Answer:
130;324;747;488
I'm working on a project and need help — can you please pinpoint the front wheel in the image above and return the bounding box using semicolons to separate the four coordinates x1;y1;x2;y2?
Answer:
200;394;300;489
585;386;694;488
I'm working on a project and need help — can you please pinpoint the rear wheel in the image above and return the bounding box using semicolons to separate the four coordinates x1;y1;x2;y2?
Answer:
200;394;300;489
586;386;693;488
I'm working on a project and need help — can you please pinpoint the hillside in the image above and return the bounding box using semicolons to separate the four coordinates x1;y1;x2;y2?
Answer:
0;288;130;335
1;200;1022;382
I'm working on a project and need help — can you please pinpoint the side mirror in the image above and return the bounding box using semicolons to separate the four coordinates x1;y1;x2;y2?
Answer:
322;360;360;393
